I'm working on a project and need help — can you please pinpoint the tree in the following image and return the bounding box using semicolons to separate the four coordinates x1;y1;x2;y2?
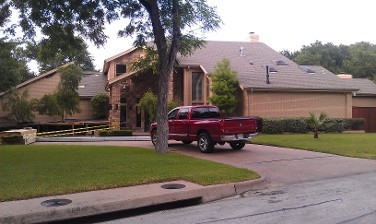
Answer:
138;90;158;123
36;93;62;116
1;89;37;124
26;36;95;73
91;93;109;119
138;90;180;123
342;42;376;80
12;0;221;153
0;38;34;92
56;64;83;121
293;41;348;74
208;59;238;117
305;112;328;138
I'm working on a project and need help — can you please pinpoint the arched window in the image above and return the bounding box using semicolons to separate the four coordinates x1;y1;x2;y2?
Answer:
192;72;203;102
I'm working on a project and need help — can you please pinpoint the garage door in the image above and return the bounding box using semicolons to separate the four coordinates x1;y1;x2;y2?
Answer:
352;107;376;132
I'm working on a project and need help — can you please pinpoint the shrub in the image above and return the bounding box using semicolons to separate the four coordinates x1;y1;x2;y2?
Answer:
261;118;308;134
98;130;133;136
257;117;367;134
1;136;24;144
343;118;365;130
323;119;344;133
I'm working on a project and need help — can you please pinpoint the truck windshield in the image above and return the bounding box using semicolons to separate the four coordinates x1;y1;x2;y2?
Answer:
191;107;220;119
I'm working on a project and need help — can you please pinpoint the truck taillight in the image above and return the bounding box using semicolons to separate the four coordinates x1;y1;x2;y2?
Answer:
220;120;225;133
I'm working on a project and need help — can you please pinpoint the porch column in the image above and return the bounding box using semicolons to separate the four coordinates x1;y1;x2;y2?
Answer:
109;82;121;130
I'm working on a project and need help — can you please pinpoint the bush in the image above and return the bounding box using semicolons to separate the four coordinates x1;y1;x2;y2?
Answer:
261;117;365;134
261;118;308;134
98;130;133;136
1;136;24;144
343;118;365;130
322;119;344;133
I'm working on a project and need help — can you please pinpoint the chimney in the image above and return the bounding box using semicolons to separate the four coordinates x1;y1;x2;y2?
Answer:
337;74;353;79
250;32;259;42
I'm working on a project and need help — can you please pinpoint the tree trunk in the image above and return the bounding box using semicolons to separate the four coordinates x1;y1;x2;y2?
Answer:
314;129;318;138
155;67;170;153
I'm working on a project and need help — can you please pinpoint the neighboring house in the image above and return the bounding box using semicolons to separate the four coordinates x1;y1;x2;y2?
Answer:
104;39;358;131
339;77;376;132
0;62;107;126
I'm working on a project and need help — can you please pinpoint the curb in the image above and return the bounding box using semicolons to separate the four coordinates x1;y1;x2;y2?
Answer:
36;136;151;142
0;178;267;224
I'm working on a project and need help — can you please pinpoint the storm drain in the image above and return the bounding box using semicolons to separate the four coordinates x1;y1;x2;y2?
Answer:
41;199;72;207
161;183;186;189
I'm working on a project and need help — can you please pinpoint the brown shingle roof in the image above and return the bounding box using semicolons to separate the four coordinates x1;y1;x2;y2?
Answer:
178;41;357;92
78;71;108;97
340;78;376;96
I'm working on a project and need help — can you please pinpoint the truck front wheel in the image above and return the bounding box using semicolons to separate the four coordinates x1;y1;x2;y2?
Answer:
151;130;157;146
230;141;246;150
197;133;214;153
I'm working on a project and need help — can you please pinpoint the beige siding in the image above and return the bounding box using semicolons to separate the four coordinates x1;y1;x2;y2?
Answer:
352;97;376;107
0;73;62;123
68;99;94;120
249;91;352;118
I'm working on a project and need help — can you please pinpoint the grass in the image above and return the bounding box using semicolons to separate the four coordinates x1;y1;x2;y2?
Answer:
0;145;259;202
251;133;376;159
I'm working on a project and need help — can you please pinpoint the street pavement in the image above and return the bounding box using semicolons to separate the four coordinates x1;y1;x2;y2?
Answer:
1;138;376;223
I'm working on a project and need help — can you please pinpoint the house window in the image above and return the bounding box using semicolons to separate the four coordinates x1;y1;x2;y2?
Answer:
192;72;203;102
116;64;127;76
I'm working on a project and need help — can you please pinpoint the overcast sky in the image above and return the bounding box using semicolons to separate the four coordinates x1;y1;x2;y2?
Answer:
86;0;376;71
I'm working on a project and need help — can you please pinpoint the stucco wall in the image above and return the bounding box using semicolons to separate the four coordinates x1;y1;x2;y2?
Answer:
248;91;352;118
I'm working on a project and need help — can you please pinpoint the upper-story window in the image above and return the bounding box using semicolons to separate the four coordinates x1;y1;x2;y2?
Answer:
192;72;203;102
116;64;127;77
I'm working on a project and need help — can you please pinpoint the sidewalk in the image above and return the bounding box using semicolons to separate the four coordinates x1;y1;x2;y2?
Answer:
0;179;267;223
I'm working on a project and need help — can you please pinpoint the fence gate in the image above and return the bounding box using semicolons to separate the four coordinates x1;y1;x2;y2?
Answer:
352;107;376;133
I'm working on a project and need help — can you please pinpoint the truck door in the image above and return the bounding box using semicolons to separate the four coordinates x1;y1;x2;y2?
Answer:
174;108;189;141
168;108;180;137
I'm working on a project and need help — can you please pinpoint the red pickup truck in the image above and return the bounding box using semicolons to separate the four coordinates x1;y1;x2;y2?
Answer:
150;105;258;153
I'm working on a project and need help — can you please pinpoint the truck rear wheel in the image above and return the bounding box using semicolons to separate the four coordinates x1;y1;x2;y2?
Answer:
197;133;214;153
230;141;246;150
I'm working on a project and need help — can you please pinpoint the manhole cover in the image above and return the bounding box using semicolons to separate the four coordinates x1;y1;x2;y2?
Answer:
161;183;186;189
41;199;72;207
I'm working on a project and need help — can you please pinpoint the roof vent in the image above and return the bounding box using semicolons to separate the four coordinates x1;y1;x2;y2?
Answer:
300;65;315;74
240;47;245;56
273;59;288;66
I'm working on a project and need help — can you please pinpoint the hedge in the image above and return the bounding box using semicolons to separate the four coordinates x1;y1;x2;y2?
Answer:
98;130;133;136
260;117;365;134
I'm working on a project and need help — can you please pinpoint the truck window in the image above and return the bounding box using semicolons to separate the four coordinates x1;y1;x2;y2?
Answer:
191;107;220;119
177;108;189;120
168;109;179;120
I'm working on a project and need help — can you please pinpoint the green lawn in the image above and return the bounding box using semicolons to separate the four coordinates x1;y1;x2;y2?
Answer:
251;133;376;159
0;145;259;202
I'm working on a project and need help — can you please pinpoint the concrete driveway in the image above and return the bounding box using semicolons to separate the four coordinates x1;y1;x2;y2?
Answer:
37;140;376;187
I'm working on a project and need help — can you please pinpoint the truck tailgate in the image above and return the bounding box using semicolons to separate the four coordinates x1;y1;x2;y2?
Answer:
222;117;257;134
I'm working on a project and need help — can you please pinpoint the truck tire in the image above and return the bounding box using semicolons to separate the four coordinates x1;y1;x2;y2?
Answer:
197;133;214;153
151;130;157;146
230;141;246;150
182;141;193;145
